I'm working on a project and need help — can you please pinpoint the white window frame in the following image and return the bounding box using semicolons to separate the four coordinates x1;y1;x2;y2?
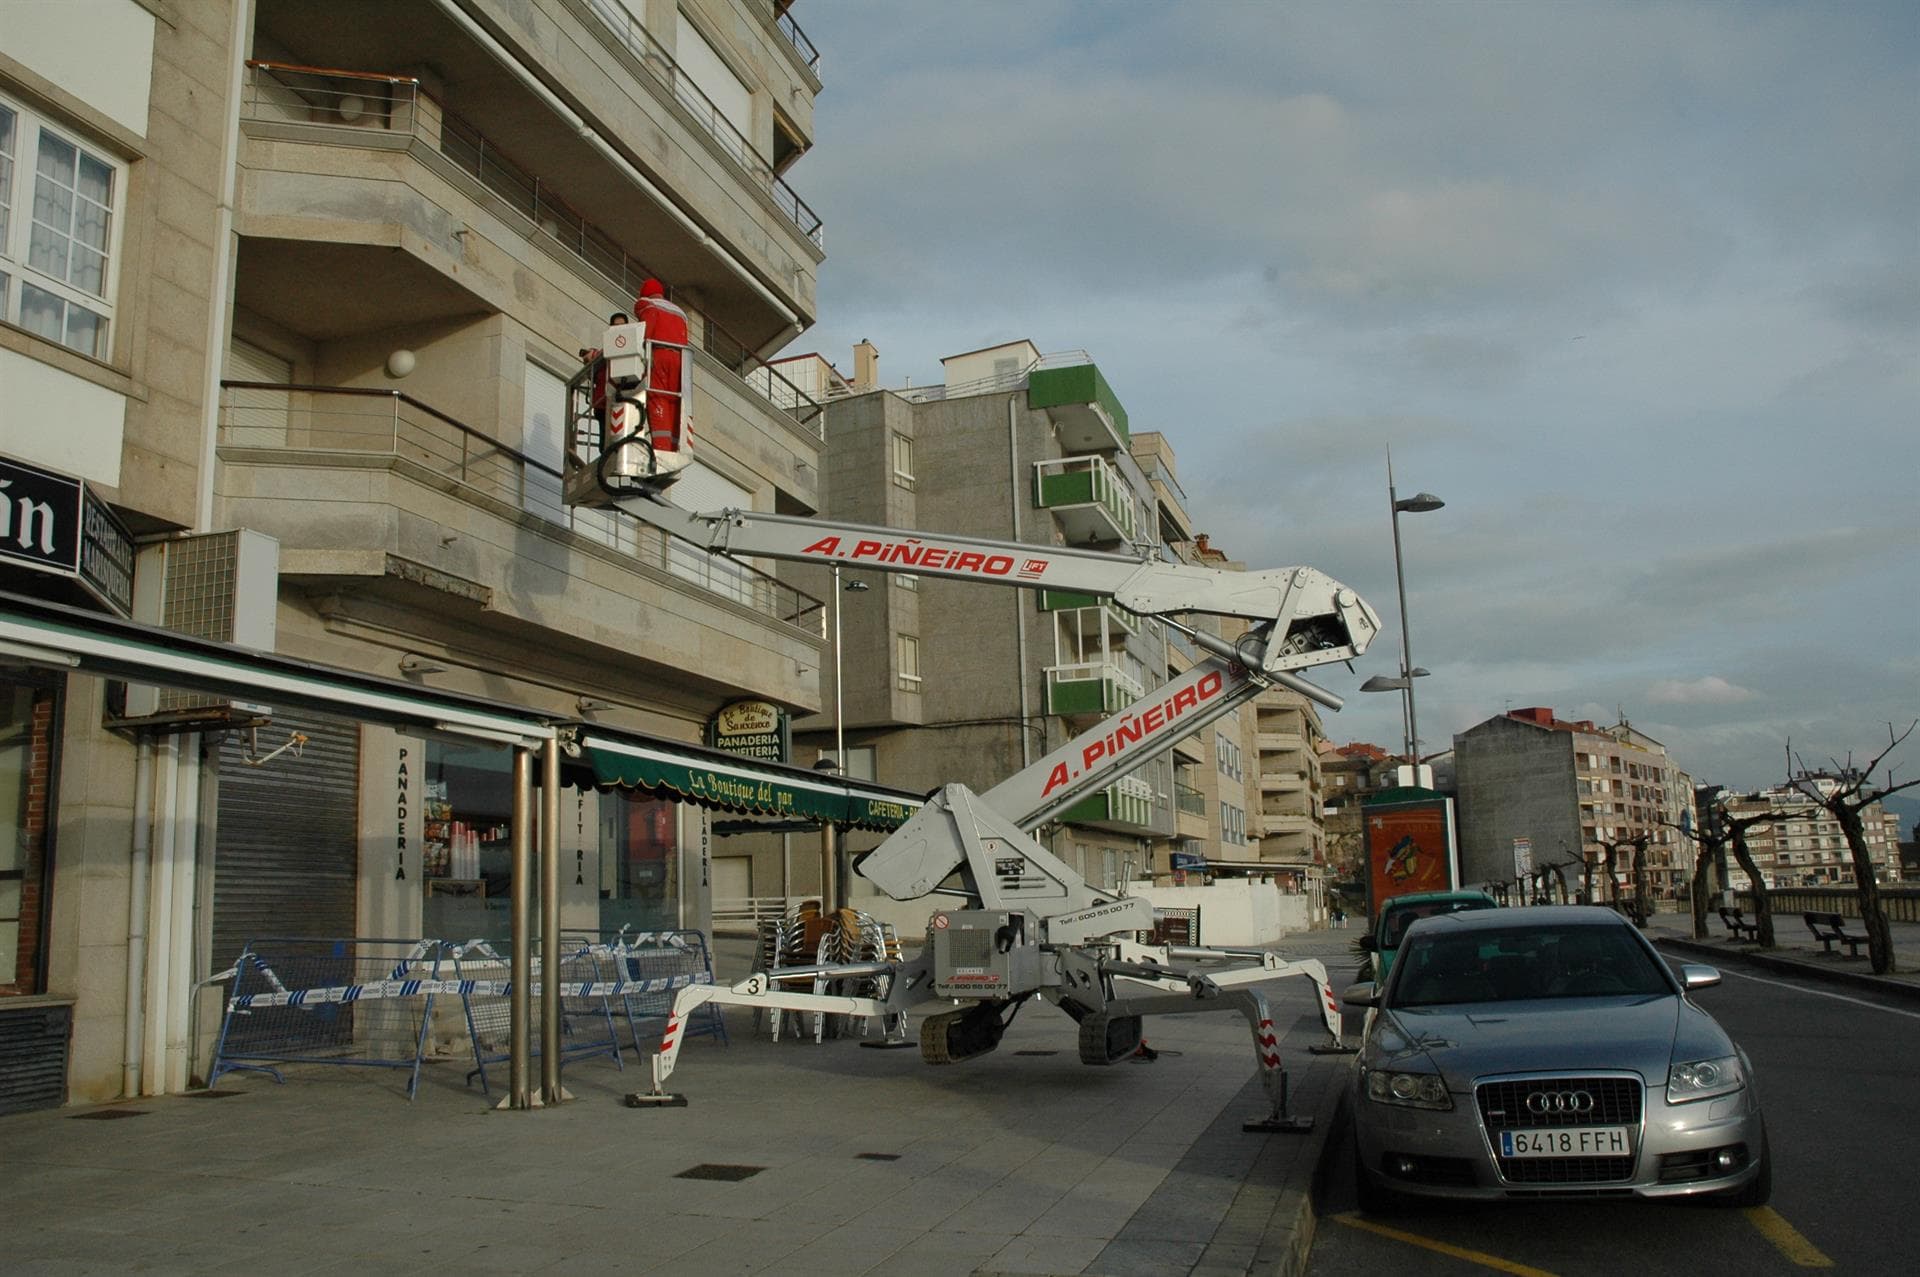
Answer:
891;430;915;490
896;633;921;692
0;92;125;361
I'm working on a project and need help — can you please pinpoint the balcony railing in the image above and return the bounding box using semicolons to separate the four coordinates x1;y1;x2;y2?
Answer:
1175;781;1207;816
776;7;821;72
241;61;822;436
1033;455;1137;545
580;0;823;246
1044;661;1145;717
218;382;823;633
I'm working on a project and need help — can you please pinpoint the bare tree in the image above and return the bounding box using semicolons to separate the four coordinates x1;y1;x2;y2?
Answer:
1786;722;1920;975
1663;796;1805;945
1591;833;1651;924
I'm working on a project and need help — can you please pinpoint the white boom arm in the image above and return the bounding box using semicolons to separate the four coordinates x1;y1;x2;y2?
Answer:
582;489;1379;919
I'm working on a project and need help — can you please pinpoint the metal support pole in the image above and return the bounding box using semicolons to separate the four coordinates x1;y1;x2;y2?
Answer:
540;736;566;1104
506;747;533;1109
1388;476;1418;768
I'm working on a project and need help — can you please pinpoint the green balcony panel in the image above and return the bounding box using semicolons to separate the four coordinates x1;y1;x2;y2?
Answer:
1047;676;1120;716
1029;363;1129;445
1039;590;1100;612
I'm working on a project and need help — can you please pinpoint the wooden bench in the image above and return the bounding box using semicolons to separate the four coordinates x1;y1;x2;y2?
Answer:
1718;907;1759;941
1803;911;1866;958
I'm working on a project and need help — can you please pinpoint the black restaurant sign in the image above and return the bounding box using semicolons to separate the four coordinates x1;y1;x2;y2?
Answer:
1;454;136;617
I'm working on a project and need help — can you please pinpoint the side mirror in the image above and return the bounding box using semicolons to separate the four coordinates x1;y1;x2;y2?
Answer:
1358;935;1379;952
1342;981;1380;1008
1679;964;1721;990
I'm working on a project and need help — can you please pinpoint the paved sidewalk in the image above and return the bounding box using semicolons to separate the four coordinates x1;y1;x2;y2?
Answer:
1643;907;1920;1003
0;929;1365;1277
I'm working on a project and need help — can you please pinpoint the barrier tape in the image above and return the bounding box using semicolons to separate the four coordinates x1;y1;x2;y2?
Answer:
227;971;707;1011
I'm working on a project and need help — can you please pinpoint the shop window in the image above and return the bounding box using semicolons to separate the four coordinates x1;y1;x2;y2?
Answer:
597;790;676;933
420;742;514;941
418;738;682;941
1;676;58;995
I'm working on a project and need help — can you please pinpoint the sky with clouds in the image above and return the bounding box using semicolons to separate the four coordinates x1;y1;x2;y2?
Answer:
779;0;1918;795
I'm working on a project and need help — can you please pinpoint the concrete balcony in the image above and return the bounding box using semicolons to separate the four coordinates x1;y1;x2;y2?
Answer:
235;64;824;477
1044;660;1145;719
216;382;823;710
1033;456;1136;548
1036;596;1137;638
248;1;819;347
1028;359;1128;453
1060;776;1157;835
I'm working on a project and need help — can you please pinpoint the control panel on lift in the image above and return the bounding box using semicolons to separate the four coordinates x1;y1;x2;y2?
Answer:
929;910;1043;999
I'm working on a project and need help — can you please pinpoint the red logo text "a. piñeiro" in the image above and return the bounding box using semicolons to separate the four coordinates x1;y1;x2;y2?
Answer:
1039;670;1229;798
801;535;1032;579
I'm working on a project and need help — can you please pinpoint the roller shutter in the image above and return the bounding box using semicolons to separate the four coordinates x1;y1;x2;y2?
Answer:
210;709;359;964
0;1003;70;1114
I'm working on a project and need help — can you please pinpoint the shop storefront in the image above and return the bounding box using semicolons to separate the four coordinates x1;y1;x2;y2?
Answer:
0;589;922;1108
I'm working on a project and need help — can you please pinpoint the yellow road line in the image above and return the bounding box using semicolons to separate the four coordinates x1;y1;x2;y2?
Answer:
1331;1211;1561;1277
1747;1207;1834;1268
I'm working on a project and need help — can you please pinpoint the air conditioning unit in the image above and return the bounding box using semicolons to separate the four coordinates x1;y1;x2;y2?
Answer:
113;529;279;727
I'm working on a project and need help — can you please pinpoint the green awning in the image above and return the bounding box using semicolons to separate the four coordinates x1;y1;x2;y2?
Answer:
577;732;921;831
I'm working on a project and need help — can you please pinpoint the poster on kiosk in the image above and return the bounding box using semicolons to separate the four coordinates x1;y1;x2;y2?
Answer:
1362;793;1459;919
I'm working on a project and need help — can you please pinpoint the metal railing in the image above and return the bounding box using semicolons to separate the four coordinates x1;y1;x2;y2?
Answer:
218;381;823;633
580;0;823;246
240;61;823;436
895;349;1094;404
776;6;822;72
1175;782;1207;816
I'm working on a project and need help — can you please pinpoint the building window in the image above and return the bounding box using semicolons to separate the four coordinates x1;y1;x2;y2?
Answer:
897;574;918;592
891;431;915;490
896;633;921;691
0;96;123;360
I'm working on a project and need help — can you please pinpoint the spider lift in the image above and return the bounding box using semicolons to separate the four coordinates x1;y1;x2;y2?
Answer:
562;350;1381;1130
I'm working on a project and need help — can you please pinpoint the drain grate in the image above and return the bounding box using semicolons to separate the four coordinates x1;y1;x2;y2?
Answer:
68;1109;149;1121
856;1152;901;1161
184;1090;244;1100
675;1163;766;1182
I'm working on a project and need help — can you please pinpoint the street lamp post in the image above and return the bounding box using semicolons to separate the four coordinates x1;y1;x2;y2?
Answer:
1364;450;1443;782
823;568;869;913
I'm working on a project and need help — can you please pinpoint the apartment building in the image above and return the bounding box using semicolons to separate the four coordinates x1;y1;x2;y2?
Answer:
2;0;851;1108
1452;707;1696;899
1712;777;1904;889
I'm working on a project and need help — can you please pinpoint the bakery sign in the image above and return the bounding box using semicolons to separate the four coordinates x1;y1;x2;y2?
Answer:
1;454;135;617
704;698;790;763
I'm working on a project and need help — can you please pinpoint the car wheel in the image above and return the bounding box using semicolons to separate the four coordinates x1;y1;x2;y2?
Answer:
1351;1130;1402;1215
1713;1127;1772;1209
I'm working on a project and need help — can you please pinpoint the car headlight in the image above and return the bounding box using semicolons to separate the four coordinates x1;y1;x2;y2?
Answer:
1363;1067;1452;1111
1667;1054;1745;1104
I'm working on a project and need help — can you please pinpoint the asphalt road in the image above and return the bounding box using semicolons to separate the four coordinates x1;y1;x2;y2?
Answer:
1307;944;1919;1276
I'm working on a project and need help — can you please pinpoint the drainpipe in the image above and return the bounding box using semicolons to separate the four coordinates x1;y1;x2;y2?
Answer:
194;0;253;531
430;0;803;344
163;736;202;1092
122;741;154;1098
141;737;179;1095
1008;392;1030;767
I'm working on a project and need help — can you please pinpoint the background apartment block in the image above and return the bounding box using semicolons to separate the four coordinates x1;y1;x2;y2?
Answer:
759;345;1325;927
3;0;838;1106
1452;707;1695;900
1714;778;1904;890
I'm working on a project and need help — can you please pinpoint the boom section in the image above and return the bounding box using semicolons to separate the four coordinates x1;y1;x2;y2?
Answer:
604;494;1380;680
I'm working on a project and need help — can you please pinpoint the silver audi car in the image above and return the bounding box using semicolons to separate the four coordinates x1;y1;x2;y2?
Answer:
1343;905;1768;1210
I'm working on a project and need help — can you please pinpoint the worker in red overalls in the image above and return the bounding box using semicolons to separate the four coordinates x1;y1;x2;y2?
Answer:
633;279;690;466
